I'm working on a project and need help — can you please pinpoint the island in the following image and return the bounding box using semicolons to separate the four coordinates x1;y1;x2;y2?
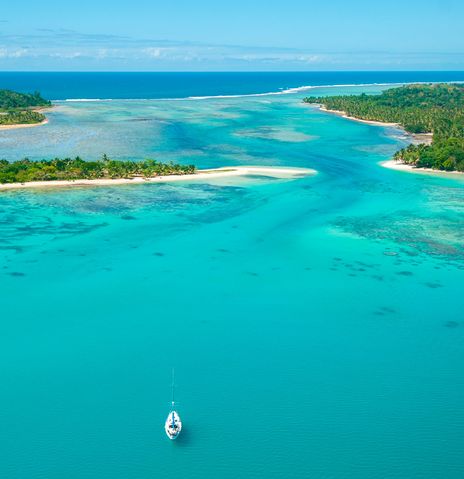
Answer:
0;89;51;128
0;156;314;190
303;84;464;173
0;157;195;184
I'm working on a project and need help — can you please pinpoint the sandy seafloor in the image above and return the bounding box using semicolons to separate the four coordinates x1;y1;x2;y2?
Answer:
0;83;463;479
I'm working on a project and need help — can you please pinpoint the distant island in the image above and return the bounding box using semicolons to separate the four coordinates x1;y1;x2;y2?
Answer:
0;89;51;127
304;84;464;172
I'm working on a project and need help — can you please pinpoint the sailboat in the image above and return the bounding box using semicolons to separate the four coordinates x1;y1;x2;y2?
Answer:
165;369;182;440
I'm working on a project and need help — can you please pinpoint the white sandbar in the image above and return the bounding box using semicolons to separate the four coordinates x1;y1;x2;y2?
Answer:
0;166;316;191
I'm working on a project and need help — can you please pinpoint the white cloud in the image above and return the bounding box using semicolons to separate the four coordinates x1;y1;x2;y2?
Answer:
143;47;164;58
297;55;323;63
49;51;84;59
0;29;463;70
0;47;29;58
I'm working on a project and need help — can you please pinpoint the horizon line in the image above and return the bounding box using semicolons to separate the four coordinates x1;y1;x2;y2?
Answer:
1;69;464;74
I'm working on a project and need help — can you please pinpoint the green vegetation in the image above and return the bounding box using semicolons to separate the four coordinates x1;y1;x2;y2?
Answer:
304;84;464;172
0;110;48;125
0;90;51;110
0;89;51;126
0;156;196;184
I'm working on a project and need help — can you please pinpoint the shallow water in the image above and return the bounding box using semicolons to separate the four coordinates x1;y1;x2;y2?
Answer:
1;84;464;479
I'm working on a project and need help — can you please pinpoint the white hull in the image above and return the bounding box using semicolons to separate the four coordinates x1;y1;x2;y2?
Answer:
165;410;182;440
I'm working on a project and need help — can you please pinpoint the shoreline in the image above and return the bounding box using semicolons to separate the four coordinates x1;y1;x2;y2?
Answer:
0;166;316;191
317;105;433;145
0;105;53;131
314;104;464;177
0;118;49;131
381;160;463;177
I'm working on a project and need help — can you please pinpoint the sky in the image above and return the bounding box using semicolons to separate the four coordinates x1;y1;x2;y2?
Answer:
1;0;464;71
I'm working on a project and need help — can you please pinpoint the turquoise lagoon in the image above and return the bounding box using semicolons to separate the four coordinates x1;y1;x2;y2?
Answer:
1;85;463;478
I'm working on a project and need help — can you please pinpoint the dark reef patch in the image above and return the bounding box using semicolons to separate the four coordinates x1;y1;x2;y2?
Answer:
334;213;464;262
380;306;396;314
245;271;259;277
444;321;459;328
0;245;24;254
396;271;414;276
371;275;384;281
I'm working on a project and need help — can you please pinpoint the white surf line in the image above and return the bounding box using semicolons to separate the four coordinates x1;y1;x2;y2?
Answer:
52;80;464;103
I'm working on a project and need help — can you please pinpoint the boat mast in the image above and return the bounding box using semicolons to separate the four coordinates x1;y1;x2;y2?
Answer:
171;368;175;408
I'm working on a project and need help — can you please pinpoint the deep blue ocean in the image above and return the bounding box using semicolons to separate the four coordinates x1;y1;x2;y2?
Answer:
1;72;464;479
1;71;464;99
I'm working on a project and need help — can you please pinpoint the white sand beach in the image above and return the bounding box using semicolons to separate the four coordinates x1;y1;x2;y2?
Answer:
0;166;316;191
317;106;433;145
314;105;460;177
381;160;463;177
0;119;49;130
319;106;399;127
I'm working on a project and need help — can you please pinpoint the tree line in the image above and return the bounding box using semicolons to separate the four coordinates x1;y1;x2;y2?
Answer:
0;89;51;125
0;156;196;184
304;84;464;172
